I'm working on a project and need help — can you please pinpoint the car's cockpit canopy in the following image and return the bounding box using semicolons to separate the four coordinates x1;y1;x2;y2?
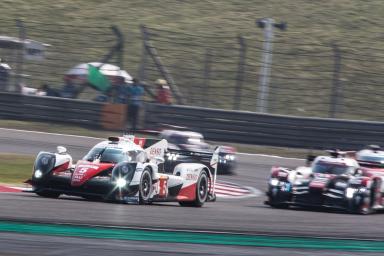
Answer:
313;161;357;175
83;146;146;164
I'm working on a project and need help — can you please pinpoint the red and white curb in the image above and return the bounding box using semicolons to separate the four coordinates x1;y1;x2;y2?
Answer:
215;181;261;199
0;185;31;193
0;182;261;199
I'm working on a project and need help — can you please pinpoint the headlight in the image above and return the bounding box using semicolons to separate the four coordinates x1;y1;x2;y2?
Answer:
345;187;357;199
34;169;43;179
224;154;235;161
270;178;279;186
116;178;127;188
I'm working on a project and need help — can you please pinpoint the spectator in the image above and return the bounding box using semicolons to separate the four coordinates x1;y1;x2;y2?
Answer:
37;83;60;97
126;78;144;132
94;93;109;102
0;58;10;91
155;79;172;105
61;79;77;98
112;76;128;104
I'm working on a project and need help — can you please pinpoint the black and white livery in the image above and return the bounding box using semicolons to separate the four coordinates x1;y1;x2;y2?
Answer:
266;150;384;214
160;130;236;174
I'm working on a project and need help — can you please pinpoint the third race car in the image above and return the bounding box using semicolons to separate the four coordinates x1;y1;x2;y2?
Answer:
266;149;384;214
159;129;236;174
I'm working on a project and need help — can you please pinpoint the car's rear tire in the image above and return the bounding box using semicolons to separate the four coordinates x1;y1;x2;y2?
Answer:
139;168;153;204
179;171;208;207
36;190;60;198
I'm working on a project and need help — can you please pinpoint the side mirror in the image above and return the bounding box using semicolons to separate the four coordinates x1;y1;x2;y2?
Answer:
155;156;165;164
57;146;67;154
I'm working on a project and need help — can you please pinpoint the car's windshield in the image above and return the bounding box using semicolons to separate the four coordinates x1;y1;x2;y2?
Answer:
357;155;384;165
83;147;144;163
313;162;355;175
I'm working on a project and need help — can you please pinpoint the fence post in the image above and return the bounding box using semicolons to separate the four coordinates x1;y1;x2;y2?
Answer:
329;43;342;118
14;19;26;90
100;25;124;68
202;48;212;107
234;35;247;110
140;25;185;105
138;24;149;81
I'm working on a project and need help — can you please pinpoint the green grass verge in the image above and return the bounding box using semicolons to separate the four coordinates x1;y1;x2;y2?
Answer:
0;154;33;184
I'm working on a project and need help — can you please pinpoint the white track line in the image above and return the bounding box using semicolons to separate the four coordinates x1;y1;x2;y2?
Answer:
0;128;103;140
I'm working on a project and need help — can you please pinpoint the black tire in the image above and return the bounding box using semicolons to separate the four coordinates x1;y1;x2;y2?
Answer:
139;168;153;204
268;187;289;209
359;182;377;215
268;198;289;209
36;190;60;198
179;171;209;207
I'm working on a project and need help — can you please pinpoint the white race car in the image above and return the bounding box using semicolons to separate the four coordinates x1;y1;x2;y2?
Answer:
29;135;219;207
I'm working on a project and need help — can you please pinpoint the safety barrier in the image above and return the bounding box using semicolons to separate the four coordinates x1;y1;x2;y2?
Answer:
0;92;103;127
144;103;384;150
1;93;383;150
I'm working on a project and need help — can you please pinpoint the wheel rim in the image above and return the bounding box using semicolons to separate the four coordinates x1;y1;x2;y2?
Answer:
198;174;208;201
141;172;151;199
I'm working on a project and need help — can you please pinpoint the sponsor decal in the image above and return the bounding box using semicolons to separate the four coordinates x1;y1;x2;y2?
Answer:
186;173;198;181
149;147;162;156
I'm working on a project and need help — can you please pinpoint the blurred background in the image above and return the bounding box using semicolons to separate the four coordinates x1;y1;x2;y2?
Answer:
0;0;384;120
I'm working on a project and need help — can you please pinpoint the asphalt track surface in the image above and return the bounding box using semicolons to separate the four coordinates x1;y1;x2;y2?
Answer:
1;128;384;255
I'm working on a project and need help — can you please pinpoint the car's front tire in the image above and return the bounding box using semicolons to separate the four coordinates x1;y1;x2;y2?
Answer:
139;168;153;204
267;186;289;209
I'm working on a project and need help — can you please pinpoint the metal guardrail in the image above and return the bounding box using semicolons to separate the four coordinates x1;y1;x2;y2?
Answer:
0;92;103;127
1;93;383;150
145;103;384;150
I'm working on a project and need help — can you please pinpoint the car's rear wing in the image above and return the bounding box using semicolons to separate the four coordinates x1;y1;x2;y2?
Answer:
134;137;163;149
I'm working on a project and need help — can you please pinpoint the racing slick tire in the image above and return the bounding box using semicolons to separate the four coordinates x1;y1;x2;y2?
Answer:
348;181;379;215
36;190;61;198
267;187;290;209
179;171;209;207
139;168;153;205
